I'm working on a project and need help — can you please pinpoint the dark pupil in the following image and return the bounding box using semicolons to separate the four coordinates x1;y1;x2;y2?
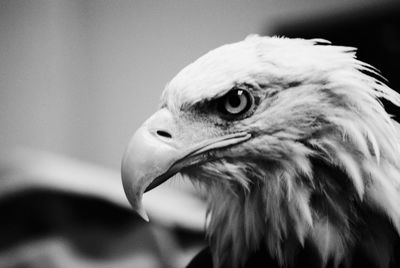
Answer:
228;92;241;108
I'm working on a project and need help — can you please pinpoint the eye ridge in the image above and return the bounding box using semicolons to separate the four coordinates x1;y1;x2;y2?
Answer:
217;87;253;118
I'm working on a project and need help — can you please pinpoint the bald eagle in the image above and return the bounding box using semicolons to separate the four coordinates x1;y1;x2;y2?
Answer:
121;36;400;268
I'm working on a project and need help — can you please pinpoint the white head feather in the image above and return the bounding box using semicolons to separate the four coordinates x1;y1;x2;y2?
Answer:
162;35;400;268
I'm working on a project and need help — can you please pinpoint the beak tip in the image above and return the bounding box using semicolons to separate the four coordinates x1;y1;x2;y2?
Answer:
134;203;150;222
139;209;150;222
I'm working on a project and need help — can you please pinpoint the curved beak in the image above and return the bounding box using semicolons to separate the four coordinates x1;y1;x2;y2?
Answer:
121;108;251;221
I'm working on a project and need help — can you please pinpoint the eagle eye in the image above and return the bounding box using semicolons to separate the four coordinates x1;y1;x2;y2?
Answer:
218;88;253;117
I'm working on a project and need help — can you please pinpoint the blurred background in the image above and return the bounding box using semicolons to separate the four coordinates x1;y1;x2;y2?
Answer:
0;0;399;267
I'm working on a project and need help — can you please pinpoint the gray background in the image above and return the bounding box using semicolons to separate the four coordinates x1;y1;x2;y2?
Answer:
0;0;394;169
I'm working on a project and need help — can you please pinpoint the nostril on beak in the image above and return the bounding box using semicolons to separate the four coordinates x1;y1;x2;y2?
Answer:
156;130;172;139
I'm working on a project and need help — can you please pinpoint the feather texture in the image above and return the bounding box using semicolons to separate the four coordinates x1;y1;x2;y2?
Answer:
163;36;400;267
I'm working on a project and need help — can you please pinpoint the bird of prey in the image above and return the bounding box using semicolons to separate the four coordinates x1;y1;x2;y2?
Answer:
121;35;400;268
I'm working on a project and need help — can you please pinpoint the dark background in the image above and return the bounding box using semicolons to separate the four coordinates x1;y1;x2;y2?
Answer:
273;2;400;120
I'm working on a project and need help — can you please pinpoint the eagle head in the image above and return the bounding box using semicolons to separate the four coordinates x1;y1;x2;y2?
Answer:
121;36;400;268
